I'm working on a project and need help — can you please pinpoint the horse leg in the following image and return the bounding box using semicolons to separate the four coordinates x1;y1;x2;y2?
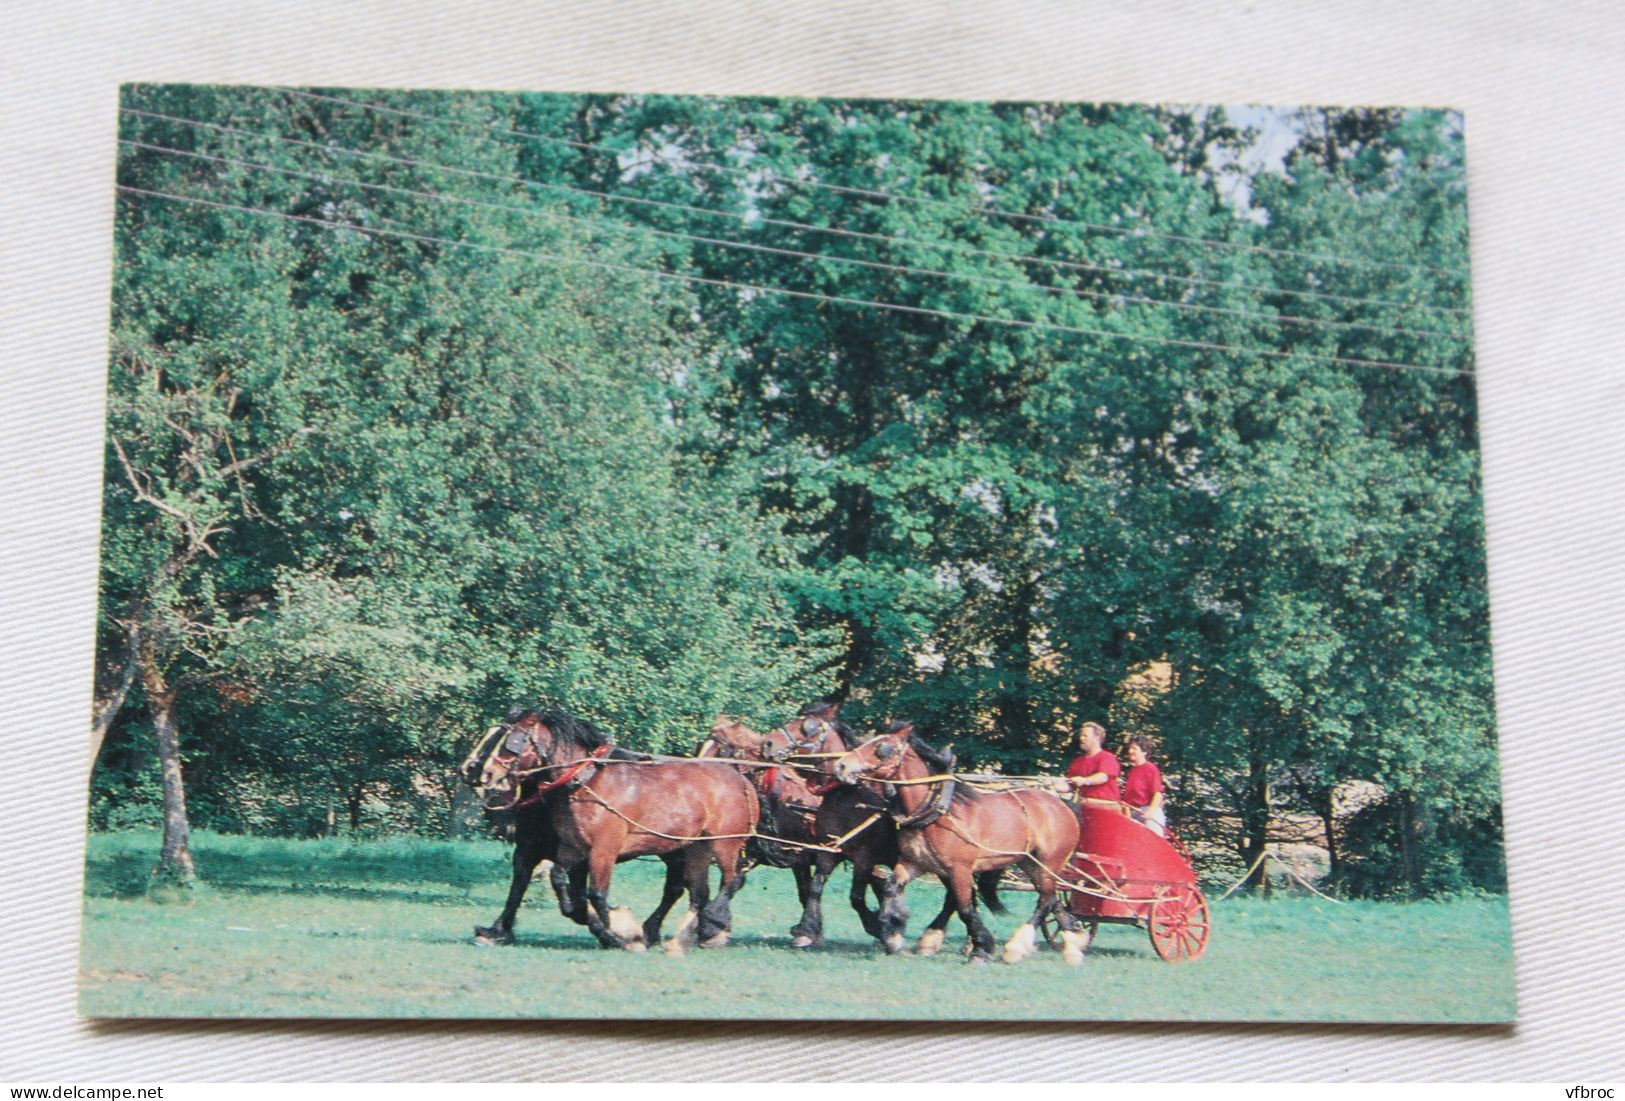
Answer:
582;846;644;951
794;856;833;948
665;847;713;957
940;866;995;965
1028;853;1090;966
1002;856;1071;965
877;863;915;955
788;862;815;943
1052;904;1090;966
915;889;959;957
699;839;749;947
475;833;548;945
549;860;590;926
843;846;886;943
641;853;688;947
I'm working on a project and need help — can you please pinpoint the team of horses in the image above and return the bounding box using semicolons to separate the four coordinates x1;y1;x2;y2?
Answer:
462;704;1091;964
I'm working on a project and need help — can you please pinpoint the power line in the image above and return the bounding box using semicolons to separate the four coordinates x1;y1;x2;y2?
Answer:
120;106;1472;321
275;85;1466;278
121;138;1466;344
114;184;1473;379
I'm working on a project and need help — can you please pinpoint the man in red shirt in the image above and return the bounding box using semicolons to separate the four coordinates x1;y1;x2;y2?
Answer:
1121;736;1166;835
1065;721;1123;804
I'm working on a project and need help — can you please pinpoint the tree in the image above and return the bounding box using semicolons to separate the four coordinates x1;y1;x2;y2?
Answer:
96;85;838;860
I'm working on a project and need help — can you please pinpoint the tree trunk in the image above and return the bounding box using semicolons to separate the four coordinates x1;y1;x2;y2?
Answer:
348;787;363;834
1313;785;1340;880
89;623;141;765
1398;792;1421;898
835;482;877;701
141;658;195;885
1241;748;1271;892
993;565;1040;759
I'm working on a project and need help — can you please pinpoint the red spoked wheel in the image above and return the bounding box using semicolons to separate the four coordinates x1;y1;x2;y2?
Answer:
1146;886;1210;962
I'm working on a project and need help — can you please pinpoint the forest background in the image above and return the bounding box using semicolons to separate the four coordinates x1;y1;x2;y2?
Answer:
90;84;1499;900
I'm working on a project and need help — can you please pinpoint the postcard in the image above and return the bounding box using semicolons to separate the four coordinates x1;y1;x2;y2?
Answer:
81;83;1512;1022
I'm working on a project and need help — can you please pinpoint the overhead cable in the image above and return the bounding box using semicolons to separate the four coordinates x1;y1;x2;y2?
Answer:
121;106;1469;320
114;184;1474;379
120;138;1466;344
275;85;1466;278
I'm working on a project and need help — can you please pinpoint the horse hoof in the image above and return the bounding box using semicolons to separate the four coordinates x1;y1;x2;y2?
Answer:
883;933;905;955
622;938;647;953
473;927;513;947
606;906;642;944
1001;923;1036;964
916;928;945;957
790;935;816;948
1061;929;1088;966
699;931;730;949
966;953;990;967
666;910;699;957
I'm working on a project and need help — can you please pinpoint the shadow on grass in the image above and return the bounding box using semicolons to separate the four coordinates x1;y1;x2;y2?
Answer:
222;880;483;907
84;833;508;902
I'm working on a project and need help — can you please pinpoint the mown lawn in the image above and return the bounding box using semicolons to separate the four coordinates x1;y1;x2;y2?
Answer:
79;831;1515;1022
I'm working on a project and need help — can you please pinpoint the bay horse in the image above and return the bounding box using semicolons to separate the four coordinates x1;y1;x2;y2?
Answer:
461;712;639;947
475;707;759;955
703;712;1007;950
700;712;895;947
833;721;1089;965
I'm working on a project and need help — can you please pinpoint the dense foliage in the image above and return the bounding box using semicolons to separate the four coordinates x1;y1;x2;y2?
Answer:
92;86;1498;896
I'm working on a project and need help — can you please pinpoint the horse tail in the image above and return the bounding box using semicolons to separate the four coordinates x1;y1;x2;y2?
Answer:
975;869;1006;913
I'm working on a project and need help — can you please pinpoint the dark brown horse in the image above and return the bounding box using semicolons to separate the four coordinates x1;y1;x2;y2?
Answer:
460;717;571;946
477;708;759;955
700;712;896;947
833;722;1088;965
462;712;668;947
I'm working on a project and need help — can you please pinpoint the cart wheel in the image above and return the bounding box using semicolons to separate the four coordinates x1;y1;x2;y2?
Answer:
1039;910;1063;950
1147;887;1210;963
1040;911;1096;953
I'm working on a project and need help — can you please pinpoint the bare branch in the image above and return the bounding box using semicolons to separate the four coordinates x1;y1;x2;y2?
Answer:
217;426;314;480
111;435;190;525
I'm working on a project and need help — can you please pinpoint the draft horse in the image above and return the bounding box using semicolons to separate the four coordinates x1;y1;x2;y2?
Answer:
700;711;897;947
460;716;568;947
473;707;759;955
833;721;1089;965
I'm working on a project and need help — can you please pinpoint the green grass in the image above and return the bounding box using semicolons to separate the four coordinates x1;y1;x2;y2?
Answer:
79;831;1516;1022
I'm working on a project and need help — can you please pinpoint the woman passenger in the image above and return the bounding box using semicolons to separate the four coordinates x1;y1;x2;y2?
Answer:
1122;736;1166;836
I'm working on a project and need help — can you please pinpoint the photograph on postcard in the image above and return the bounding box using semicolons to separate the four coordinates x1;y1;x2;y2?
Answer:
81;84;1512;1021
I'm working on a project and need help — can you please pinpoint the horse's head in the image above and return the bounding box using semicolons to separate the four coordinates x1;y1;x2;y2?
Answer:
461;721;510;787
770;702;848;764
833;721;916;785
467;708;557;808
701;715;769;760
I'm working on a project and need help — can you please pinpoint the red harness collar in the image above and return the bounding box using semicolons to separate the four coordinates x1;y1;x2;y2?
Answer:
510;744;611;810
804;774;841;796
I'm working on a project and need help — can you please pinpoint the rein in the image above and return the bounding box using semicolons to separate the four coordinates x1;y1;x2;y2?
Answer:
509;744;612;810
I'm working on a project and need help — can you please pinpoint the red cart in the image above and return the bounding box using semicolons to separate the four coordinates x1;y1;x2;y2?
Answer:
1037;802;1211;962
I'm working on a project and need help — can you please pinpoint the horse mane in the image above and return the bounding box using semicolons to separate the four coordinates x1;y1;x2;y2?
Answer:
907;733;978;800
527;707;612;754
908;734;955;773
